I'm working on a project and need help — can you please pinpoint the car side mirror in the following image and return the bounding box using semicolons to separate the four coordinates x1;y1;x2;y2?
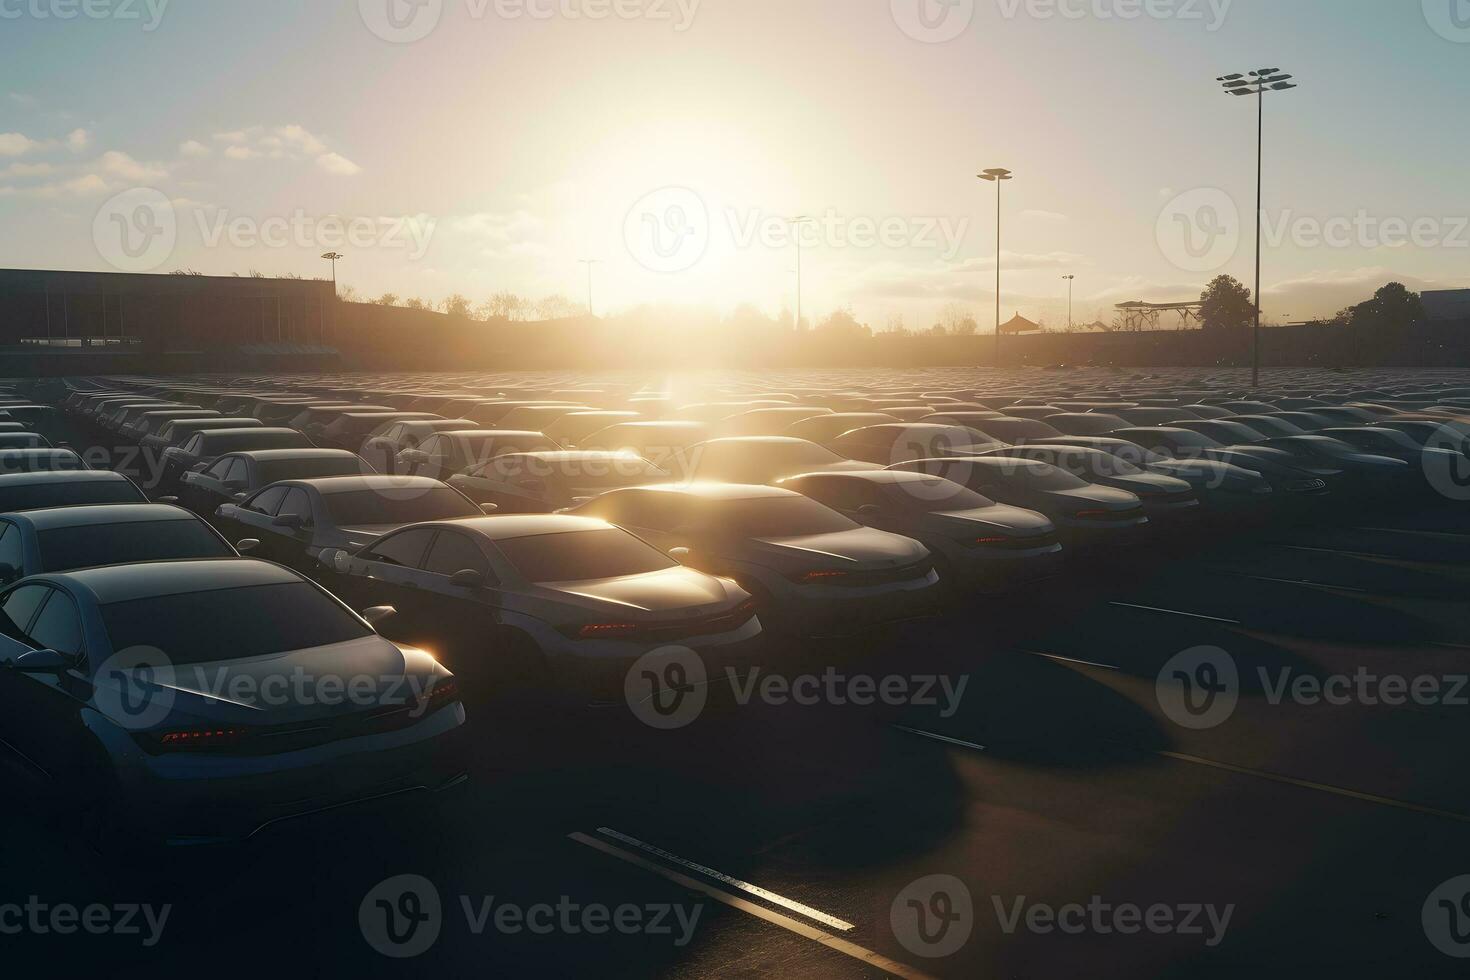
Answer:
272;513;305;530
858;504;883;517
669;547;693;562
479;502;499;515
156;495;180;504
237;539;261;554
189;462;209;472
450;569;487;589
0;563;19;586
398;449;429;466
12;649;69;674
362;605;397;626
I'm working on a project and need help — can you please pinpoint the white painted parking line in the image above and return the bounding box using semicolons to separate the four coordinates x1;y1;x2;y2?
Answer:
1219;572;1368;594
892;725;988;753
1151;750;1470;825
1108;601;1241;624
593;827;856;932
1357;527;1470;542
1020;650;1120;671
569;832;937;980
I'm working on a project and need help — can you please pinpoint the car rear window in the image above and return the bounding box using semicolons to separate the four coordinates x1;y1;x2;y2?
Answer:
0;481;145;511
39;520;232;573
719;497;859;537
494;528;676;583
323;487;480;526
100;582;372;664
258;458;367;483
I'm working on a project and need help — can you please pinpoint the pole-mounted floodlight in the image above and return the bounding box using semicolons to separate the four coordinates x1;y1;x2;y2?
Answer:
786;216;816;331
1062;275;1076;331
978;169;1013;366
1216;68;1300;387
578;258;599;317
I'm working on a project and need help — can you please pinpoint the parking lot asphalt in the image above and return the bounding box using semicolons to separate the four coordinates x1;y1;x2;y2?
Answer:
7;394;1470;978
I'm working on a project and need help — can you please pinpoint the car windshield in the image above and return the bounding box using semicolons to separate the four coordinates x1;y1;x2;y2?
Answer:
323;487;481;526
39;520;232;572
1006;462;1090;490
1159;430;1221;449
258;458;367;483
100;582;372;665
495;528;676;583
882;480;994;512
716;496;859;537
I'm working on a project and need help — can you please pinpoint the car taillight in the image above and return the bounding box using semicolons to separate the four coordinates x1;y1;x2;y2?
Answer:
733;597;758;620
153;727;250;751
1073;509;1113;519
794;569;849;584
971;536;1010;546
577;622;642;639
422;677;460;708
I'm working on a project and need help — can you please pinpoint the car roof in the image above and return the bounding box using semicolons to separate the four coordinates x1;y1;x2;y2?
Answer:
623;482;795;501
60;558;300;604
228;449;362;462
290;475;447;494
783;469;944;486
492;451;650;463
0;469;130;488
3;503;196;531
416;515;614;540
198;427;299;440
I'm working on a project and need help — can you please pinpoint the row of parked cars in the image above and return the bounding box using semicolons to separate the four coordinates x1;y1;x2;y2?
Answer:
3;374;1468;847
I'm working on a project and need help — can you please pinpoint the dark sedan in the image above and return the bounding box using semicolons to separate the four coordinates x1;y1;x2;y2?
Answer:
0;471;148;513
448;451;671;513
0;504;235;585
178;449;378;517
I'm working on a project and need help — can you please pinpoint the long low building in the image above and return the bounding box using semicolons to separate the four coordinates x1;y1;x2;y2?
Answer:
0;267;340;369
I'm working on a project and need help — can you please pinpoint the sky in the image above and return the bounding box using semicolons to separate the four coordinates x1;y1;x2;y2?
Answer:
2;0;1468;331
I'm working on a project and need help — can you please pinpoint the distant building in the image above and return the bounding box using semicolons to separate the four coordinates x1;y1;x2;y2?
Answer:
999;312;1044;335
0;268;337;357
1421;289;1470;321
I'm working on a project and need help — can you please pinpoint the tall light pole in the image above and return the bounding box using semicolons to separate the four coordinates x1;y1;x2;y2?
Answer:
978;169;1013;366
320;252;344;347
322;252;344;291
1062;274;1076;331
1218;68;1298;388
578;259;599;317
786;216;815;331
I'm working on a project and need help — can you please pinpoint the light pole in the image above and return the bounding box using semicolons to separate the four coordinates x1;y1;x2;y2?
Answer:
578;259;599;317
1062;275;1075;331
320;253;344;347
978;169;1013;366
322;251;344;292
1218;68;1298;388
786;216;815;331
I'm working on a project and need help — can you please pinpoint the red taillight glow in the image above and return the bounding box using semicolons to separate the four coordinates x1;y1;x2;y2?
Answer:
1074;509;1112;519
423;678;459;705
799;569;849;583
972;536;1009;545
156;727;248;749
577;622;642;639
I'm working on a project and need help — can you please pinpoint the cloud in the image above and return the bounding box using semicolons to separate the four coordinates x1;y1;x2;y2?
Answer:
223;145;260;161
0;132;42;156
66;128;90;151
1021;209;1068;225
179;139;211;158
275;124;327;156
316;152;361;176
0;162;53;178
98;149;168;181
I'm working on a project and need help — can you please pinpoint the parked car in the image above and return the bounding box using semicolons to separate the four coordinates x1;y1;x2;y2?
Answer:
358;419;477;474
568;483;940;635
827;424;1003;465
178;449;378;517
214;475;487;571
688;437;883;484
398;430;563;481
320;515;763;702
140;417;266;454
775;470;1061;594
580;421;712;478
979;445;1200;521
447;451;671;513
0;433;51;450
0;448;88;474
0;558;465;844
0;504;235;585
543;411;643;448
783;412;901;444
159;427;316;491
890;456;1149;546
